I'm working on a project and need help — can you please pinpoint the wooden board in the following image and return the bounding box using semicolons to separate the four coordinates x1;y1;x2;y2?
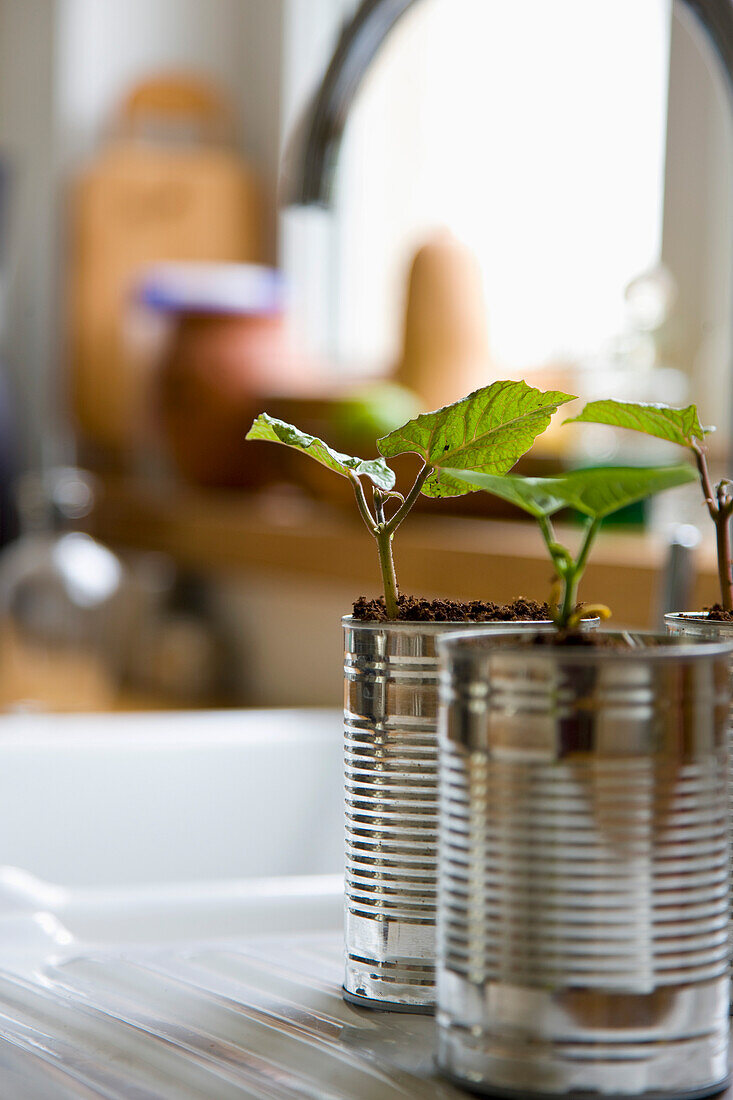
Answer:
67;75;264;452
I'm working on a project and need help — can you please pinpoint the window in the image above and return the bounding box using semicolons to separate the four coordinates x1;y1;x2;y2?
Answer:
281;0;731;436
333;0;672;373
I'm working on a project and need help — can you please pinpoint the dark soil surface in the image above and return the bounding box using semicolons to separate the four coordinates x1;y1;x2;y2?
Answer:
352;595;550;622
701;604;733;622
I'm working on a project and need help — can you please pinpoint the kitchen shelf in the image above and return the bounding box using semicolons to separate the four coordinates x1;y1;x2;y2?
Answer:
91;477;721;628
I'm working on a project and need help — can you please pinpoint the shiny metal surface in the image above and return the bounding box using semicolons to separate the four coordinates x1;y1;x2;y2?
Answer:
667;612;733;1009
342;617;553;1012
437;630;733;1098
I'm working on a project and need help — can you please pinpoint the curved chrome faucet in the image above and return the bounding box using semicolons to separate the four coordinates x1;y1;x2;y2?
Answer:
283;0;733;209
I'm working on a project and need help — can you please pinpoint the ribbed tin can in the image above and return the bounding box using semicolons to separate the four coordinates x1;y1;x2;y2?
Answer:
343;616;555;1012
666;611;733;1008
436;630;733;1099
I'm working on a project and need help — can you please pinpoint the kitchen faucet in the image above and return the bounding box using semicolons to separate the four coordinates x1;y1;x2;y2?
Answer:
282;0;732;209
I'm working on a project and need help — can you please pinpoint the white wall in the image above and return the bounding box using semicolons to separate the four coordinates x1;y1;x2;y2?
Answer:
662;2;733;433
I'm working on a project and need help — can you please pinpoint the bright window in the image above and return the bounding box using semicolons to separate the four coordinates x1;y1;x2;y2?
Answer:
332;0;672;374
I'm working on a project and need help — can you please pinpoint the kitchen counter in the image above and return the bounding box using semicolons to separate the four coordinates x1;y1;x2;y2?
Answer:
0;706;729;1097
91;477;721;629
0;870;464;1099
0;869;729;1099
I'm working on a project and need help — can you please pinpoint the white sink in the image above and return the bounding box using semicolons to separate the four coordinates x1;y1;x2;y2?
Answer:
0;708;467;1099
0;708;343;888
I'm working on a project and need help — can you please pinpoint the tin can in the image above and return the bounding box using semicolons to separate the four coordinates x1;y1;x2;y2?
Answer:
343;617;554;1012
437;629;733;1098
667;611;733;1009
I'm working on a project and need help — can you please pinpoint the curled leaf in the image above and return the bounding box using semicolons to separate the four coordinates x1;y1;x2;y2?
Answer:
246;413;395;490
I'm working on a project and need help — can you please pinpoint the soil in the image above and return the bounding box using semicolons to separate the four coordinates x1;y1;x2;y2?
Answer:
700;604;733;622
351;594;550;622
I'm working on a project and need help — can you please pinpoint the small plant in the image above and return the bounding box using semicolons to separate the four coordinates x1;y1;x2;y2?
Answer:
444;464;696;630
246;380;575;618
565;401;731;609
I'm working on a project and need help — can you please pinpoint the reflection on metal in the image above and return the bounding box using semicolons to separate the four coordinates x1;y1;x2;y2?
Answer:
343;615;483;1012
436;629;733;1098
666;611;733;1009
342;617;559;1012
284;0;733;209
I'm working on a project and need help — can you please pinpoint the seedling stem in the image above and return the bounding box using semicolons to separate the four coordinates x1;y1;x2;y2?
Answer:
537;514;602;629
348;463;431;618
691;442;733;611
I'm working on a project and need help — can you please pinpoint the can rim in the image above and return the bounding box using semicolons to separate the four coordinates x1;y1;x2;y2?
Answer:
342;615;554;634
437;628;733;661
665;611;733;630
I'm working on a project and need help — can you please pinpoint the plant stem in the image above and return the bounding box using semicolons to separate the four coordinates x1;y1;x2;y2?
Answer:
349;474;402;616
350;464;432;619
537;515;568;624
693;443;733;610
539;515;601;629
715;484;733;610
373;489;387;526
574;516;602;580
538;514;560;563
350;473;377;534
375;526;399;618
692;444;718;521
384;463;432;535
715;517;732;609
559;518;601;627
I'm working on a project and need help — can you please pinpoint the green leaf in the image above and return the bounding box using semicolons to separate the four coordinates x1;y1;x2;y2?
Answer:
564;400;711;448
556;464;697;519
444;463;696;520
377;380;576;498
246;413;396;490
440;470;570;517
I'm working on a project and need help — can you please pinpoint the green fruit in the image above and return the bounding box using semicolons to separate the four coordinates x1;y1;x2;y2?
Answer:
333;383;422;441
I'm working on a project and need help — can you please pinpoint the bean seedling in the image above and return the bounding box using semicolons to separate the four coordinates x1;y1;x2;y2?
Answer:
246;380;575;618
565;402;730;608
443;464;696;630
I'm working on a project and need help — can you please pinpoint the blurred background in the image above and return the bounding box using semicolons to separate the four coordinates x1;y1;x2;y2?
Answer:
0;0;730;712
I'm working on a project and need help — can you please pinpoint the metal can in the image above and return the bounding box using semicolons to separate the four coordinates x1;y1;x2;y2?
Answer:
343;616;553;1012
437;629;733;1098
666;611;733;1009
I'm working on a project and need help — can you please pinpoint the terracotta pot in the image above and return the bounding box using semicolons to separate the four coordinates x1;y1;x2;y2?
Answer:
158;310;307;487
